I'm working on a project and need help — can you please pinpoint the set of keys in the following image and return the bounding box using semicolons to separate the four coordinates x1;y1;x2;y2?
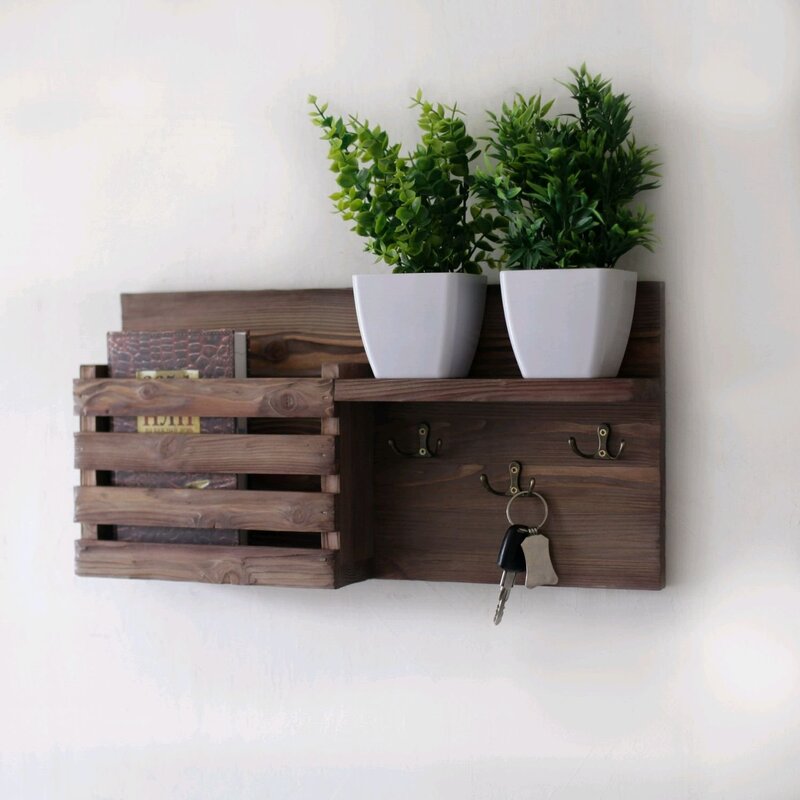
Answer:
493;489;558;625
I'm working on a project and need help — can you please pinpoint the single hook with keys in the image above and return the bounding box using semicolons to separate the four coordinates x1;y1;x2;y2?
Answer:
388;422;442;458
568;423;625;460
480;461;536;496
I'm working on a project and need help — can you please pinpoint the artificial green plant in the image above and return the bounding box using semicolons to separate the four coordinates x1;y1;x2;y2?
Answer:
309;92;500;274
474;64;660;269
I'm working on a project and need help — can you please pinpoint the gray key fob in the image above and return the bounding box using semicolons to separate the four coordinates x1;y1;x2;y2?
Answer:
521;534;558;588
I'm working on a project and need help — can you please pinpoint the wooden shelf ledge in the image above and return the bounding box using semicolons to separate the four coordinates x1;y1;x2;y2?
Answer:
333;377;660;404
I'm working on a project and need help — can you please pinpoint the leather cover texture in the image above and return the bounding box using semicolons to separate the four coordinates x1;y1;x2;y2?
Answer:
107;329;239;544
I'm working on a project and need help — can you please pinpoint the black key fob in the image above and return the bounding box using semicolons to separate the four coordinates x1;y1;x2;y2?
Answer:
496;524;529;573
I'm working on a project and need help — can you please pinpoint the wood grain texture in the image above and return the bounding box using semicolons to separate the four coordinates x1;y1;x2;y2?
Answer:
618;281;664;379
75;486;335;532
75;433;336;475
371;402;664;589
334;378;660;404
78;365;108;540
75;540;338;588
121;282;663;379
104;282;665;591
322;363;374;585
75;378;333;418
122;289;368;377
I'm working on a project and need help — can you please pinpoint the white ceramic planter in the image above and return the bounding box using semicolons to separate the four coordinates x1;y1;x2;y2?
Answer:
500;268;637;378
353;273;487;378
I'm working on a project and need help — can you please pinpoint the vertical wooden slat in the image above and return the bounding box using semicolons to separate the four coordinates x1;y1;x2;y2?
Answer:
78;365;108;540
321;364;373;583
320;393;340;549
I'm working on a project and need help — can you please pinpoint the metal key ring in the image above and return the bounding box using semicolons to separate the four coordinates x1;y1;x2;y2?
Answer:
506;489;549;530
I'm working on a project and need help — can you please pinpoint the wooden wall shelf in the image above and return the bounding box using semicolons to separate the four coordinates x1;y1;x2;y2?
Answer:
333;377;660;404
74;282;665;592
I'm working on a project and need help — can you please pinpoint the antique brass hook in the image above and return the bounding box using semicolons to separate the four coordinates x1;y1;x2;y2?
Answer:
388;423;442;458
480;461;536;496
568;423;625;460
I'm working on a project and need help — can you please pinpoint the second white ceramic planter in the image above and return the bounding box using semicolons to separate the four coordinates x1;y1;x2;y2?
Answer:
352;273;487;378
500;268;637;378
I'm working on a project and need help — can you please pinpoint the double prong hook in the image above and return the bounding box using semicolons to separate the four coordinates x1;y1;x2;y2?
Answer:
480;461;536;497
568;423;625;460
388;423;442;458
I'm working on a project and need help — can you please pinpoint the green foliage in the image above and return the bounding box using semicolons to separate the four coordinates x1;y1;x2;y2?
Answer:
308;91;501;273
474;65;661;269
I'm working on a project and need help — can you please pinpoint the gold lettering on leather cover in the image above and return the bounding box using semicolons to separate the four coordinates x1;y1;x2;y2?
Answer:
136;369;201;433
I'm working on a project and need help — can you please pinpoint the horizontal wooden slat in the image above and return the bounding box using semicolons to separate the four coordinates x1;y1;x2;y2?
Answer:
122;289;366;377
74;433;336;475
333;378;660;404
75;486;336;532
74;378;333;418
75;540;337;588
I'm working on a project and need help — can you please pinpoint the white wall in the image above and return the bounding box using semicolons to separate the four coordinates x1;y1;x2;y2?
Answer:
2;1;799;797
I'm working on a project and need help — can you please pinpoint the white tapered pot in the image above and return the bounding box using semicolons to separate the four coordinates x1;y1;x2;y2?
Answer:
500;268;637;378
352;273;487;378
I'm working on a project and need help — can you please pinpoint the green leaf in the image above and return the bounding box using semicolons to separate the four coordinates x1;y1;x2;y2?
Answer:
475;64;659;269
309;91;497;273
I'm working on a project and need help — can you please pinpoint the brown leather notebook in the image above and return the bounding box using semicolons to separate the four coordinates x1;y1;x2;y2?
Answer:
107;329;246;544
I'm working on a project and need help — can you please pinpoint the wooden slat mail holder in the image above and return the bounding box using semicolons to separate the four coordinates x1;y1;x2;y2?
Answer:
73;365;370;588
74;282;663;592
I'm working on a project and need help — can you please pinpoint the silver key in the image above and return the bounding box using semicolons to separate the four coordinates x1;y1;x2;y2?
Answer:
493;570;516;625
493;524;530;625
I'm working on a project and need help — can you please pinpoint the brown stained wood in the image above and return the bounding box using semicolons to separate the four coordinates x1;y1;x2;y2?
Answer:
121;283;663;379
122;289;368;377
75;486;335;532
320;363;373;585
336;401;374;581
75;540;338;588
100;282;665;591
373;549;660;590
79;365;108;540
374;405;660;467
371;403;664;589
74;378;333;418
75;433;336;475
334;378;660;404
319;416;340;549
618;281;664;379
321;531;341;550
